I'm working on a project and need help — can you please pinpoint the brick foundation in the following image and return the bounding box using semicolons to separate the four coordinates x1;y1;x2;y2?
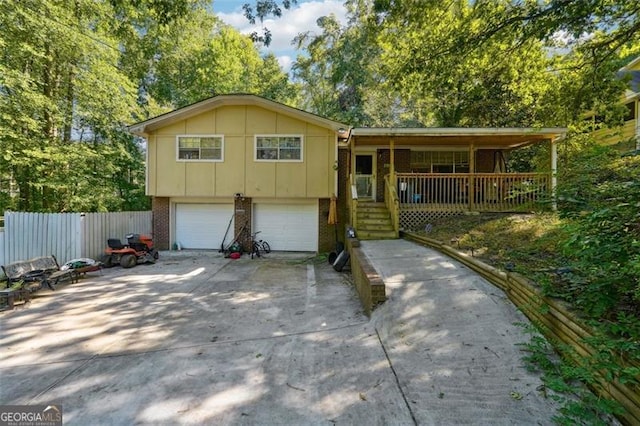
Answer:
152;197;170;250
234;196;252;252
318;198;336;252
337;148;350;242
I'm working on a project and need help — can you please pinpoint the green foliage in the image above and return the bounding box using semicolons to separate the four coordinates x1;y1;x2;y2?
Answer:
0;0;147;212
367;1;562;127
242;0;298;45
139;11;295;108
517;324;625;425
557;142;640;321
1;0;294;213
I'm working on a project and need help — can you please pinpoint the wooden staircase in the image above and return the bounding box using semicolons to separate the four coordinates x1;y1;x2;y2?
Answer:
356;201;397;240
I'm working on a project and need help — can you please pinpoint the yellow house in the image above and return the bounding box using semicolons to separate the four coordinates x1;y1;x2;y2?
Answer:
129;94;348;252
131;94;566;251
590;56;640;149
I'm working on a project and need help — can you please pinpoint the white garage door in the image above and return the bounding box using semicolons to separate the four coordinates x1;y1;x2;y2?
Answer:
253;203;318;252
175;204;234;249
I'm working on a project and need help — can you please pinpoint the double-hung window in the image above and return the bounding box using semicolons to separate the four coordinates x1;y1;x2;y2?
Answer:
177;135;224;161
255;135;303;161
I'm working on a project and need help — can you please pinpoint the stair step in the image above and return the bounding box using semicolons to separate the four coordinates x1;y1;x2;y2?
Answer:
358;212;391;220
359;217;393;225
355;202;395;239
359;225;395;232
357;207;389;215
356;230;398;240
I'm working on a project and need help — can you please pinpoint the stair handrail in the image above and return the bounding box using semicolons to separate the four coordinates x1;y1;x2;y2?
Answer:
349;173;358;230
384;174;400;237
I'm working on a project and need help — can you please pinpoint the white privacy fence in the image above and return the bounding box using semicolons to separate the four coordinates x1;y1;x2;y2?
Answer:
0;211;152;266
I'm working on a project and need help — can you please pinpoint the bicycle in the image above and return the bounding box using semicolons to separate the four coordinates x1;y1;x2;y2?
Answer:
250;231;271;259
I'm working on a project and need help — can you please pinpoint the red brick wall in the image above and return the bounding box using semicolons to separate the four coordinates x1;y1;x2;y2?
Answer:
337;147;350;234
318;198;336;252
376;149;411;201
476;149;498;172
152;197;170;250
233;197;252;252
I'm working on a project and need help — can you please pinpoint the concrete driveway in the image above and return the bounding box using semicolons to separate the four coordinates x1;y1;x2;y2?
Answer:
0;245;560;425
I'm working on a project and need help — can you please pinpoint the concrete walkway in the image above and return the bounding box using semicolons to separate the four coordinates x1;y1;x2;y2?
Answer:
362;239;560;425
0;243;561;425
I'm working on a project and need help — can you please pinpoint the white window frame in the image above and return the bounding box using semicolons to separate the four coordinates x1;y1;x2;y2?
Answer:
176;135;224;162
254;135;304;162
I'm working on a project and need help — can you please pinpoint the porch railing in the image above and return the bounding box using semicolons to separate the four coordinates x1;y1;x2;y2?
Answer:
348;173;359;229
396;173;551;212
384;174;400;237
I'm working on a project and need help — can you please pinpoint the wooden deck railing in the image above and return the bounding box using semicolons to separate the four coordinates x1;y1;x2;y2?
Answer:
396;173;551;212
348;173;359;229
384;174;400;237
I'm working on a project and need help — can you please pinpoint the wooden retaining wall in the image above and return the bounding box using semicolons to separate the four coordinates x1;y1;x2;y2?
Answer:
403;231;640;425
345;236;386;316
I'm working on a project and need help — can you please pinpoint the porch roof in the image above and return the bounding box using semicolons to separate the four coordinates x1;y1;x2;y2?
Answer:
348;127;567;149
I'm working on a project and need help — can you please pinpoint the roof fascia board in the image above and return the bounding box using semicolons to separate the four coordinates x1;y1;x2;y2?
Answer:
128;94;348;136
621;56;640;71
349;127;567;138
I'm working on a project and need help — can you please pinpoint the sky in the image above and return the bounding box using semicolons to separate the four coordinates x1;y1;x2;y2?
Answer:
213;0;347;72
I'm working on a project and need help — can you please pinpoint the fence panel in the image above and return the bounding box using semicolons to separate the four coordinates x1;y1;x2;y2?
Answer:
1;211;152;266
1;212;82;265
81;211;153;261
0;230;4;267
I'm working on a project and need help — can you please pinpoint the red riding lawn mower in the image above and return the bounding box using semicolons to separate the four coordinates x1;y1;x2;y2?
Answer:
101;233;159;268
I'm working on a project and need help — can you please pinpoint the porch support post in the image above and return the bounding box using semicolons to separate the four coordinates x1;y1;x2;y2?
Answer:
468;143;475;211
389;137;397;203
347;138;358;229
389;138;395;177
389;138;400;236
551;138;558;211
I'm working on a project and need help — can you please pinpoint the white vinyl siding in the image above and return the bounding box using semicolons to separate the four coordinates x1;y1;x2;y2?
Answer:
255;135;303;161
177;135;224;161
253;202;318;251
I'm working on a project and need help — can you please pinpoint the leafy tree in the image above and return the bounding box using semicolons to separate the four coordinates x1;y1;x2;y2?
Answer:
0;0;144;212
556;139;640;321
242;0;298;45
292;0;419;126
1;0;294;213
465;0;640;67
371;0;562;127
143;13;295;108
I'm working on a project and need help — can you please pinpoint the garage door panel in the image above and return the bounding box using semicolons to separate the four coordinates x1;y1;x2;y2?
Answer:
175;204;233;249
254;203;318;252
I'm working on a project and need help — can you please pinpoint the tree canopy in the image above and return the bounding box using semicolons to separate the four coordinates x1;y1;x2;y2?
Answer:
0;0;294;213
288;0;639;128
2;0;638;212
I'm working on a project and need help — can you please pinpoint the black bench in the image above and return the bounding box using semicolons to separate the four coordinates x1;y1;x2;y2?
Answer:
1;255;78;294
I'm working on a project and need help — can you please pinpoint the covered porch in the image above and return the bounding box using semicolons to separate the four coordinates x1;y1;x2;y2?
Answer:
344;127;567;238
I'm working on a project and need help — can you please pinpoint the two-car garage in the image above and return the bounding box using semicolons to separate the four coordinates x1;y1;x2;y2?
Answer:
174;201;318;252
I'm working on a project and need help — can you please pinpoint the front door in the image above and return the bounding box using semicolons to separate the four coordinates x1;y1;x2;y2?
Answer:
355;154;375;200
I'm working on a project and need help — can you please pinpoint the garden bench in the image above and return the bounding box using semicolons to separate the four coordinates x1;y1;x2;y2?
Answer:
1;255;78;294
